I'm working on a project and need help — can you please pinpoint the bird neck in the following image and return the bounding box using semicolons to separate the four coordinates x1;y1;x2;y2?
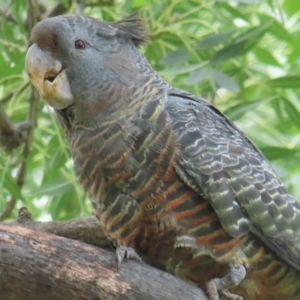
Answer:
56;53;169;139
65;53;168;129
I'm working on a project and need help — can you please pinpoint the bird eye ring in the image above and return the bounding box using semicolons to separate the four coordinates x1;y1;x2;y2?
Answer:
75;40;86;49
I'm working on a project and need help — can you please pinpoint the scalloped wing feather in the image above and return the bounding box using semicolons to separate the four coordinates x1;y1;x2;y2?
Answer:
167;88;300;270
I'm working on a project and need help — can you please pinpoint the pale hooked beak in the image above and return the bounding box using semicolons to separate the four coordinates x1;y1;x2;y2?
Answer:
26;43;74;109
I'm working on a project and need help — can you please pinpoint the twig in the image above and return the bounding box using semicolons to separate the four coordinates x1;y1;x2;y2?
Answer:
26;0;44;33
0;92;14;104
0;102;18;134
0;102;31;153
85;0;115;7
45;1;71;18
0;88;39;221
0;0;15;23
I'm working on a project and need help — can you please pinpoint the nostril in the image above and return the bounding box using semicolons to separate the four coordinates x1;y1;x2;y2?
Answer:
44;67;65;83
45;75;57;82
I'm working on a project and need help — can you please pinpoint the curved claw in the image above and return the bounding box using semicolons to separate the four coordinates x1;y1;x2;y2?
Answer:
116;246;142;270
206;264;245;300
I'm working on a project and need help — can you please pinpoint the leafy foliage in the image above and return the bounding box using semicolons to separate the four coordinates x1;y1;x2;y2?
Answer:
1;0;300;221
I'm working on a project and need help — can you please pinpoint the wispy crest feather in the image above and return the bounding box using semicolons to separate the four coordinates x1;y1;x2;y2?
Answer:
112;11;149;46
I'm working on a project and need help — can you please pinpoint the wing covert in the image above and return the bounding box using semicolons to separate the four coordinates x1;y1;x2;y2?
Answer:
167;88;300;270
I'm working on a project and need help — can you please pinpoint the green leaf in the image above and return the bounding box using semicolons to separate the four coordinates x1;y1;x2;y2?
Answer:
211;69;240;92
160;48;189;67
219;3;249;20
234;21;273;44
160;62;207;76
254;47;281;66
51;189;81;220
133;0;145;8
60;0;70;8
211;21;273;64
35;179;72;197
261;147;300;161
224;98;273;120
47;150;68;170
282;98;300;131
219;0;258;2
197;31;234;49
187;68;208;85
268;76;300;89
2;172;24;201
258;14;292;42
210;40;248;64
269;21;292;42
283;0;300;16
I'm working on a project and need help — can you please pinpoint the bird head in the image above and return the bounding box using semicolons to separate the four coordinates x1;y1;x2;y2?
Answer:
26;13;148;112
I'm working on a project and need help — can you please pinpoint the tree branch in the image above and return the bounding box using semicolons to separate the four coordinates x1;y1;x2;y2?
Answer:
15;207;112;251
0;222;208;300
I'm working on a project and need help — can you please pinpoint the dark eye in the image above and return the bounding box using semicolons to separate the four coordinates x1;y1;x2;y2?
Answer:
75;39;86;49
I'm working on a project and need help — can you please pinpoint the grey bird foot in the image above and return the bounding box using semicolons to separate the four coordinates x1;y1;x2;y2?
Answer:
116;246;142;269
206;264;246;300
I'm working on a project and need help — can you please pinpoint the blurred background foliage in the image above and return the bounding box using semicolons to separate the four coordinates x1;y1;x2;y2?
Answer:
1;0;300;222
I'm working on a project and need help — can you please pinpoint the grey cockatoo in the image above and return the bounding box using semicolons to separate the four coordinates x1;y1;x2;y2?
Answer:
26;13;300;300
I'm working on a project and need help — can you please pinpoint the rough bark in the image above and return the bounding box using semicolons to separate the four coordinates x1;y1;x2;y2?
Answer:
1;208;209;299
15;207;112;251
0;222;208;300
